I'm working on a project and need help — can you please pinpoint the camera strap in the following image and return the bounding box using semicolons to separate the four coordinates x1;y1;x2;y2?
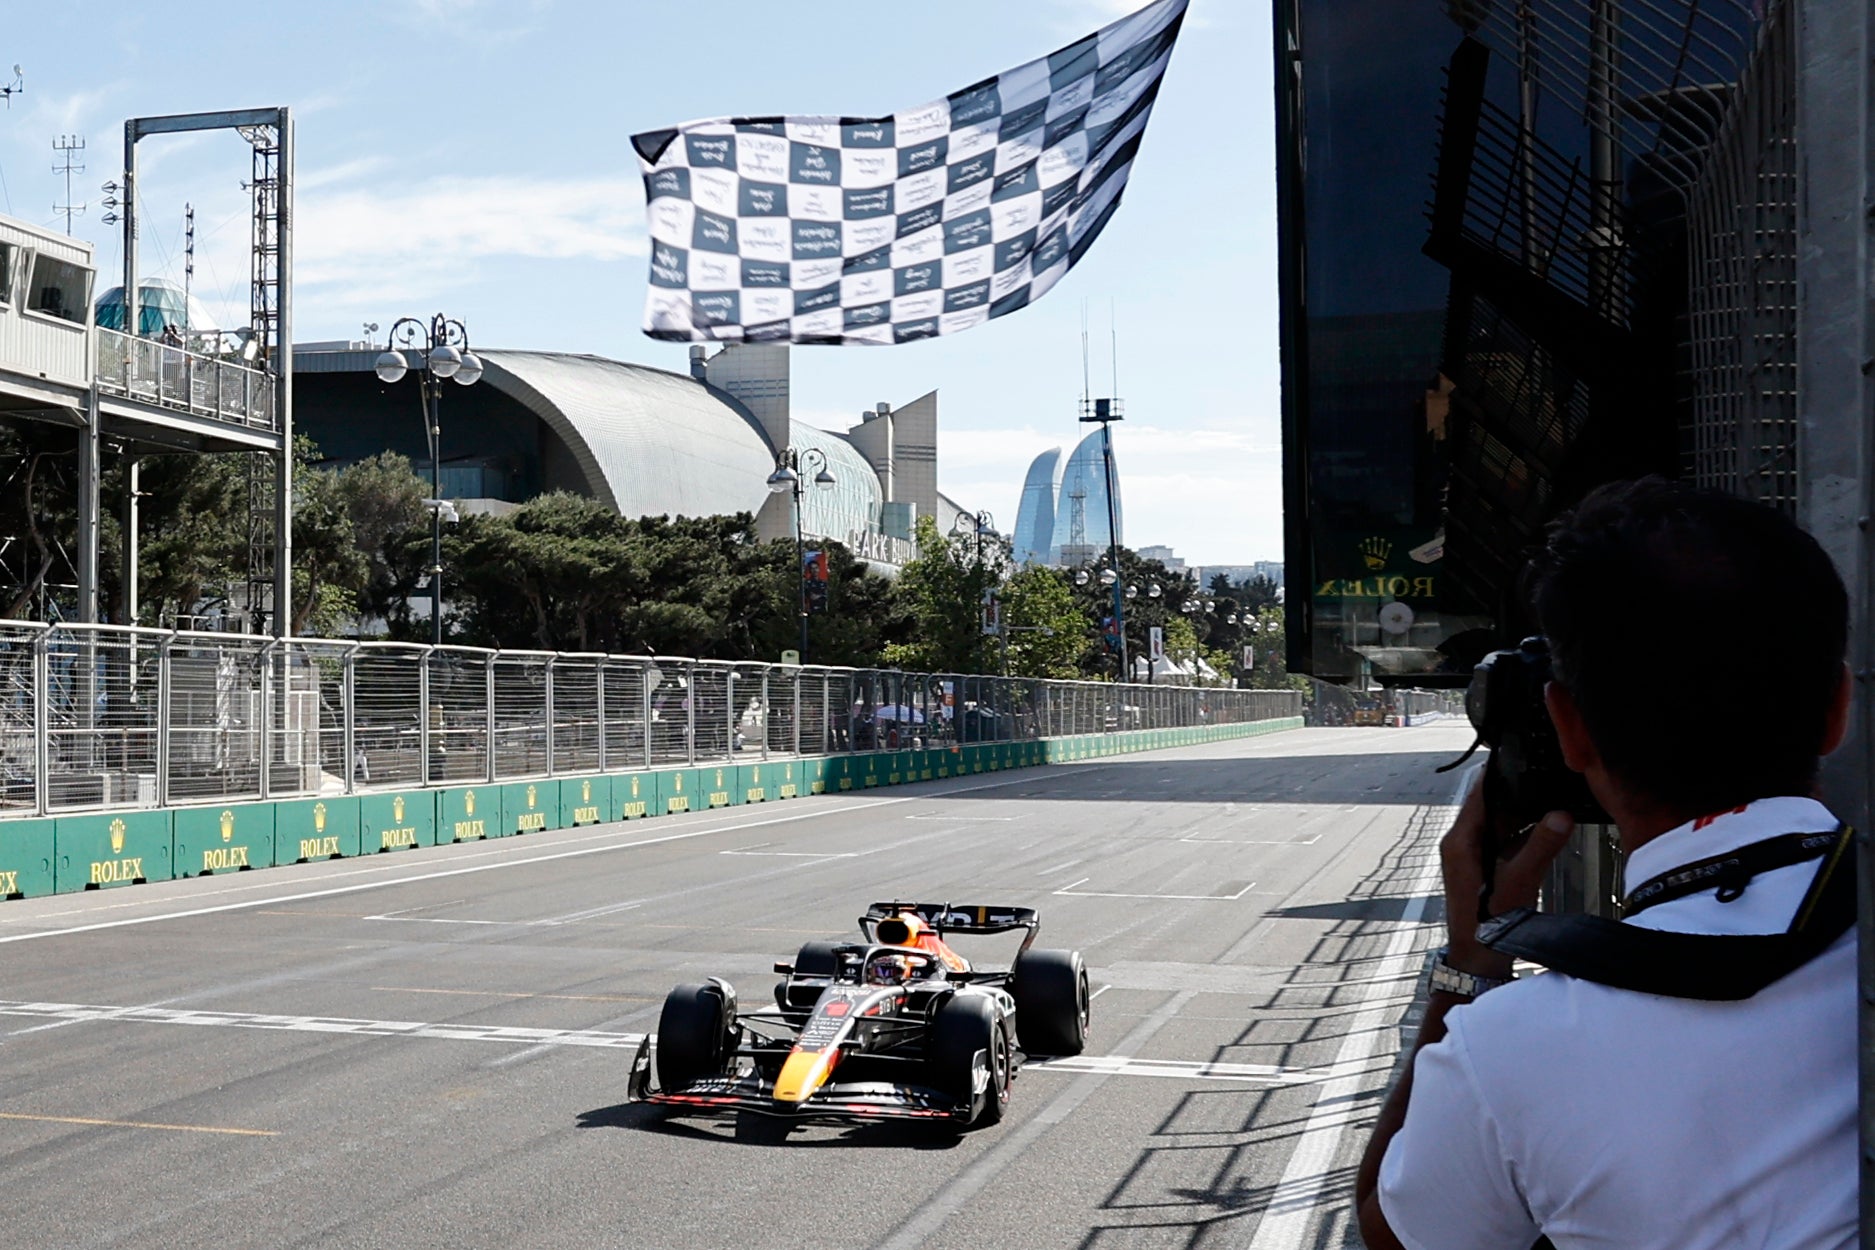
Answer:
1623;827;1845;916
1474;827;1856;1001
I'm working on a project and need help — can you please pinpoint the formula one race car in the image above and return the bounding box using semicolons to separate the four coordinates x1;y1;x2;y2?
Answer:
627;901;1090;1127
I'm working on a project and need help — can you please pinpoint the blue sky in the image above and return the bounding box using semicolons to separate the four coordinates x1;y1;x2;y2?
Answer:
2;0;1279;565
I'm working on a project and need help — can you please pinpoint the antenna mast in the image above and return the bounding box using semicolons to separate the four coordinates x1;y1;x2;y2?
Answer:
53;134;84;235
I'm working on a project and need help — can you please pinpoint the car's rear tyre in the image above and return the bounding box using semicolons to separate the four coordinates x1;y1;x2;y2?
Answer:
791;940;842;977
1012;948;1089;1056
656;982;735;1091
929;994;1010;1127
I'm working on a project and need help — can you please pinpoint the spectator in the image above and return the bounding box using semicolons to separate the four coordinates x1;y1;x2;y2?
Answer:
1357;479;1855;1250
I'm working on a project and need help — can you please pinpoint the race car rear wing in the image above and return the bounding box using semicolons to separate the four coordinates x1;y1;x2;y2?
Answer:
861;901;1040;940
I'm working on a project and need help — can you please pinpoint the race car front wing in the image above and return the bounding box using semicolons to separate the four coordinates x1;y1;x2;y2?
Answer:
627;1036;968;1123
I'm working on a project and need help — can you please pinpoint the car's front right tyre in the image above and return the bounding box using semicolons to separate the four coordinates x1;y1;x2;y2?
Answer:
656;981;734;1091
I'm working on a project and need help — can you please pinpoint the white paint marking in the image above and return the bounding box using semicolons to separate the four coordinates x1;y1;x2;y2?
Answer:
1055;880;1257;901
0;998;1336;1087
718;847;858;858
1089;983;1112;1001
1242;777;1468;1250
1180;834;1323;847
360;915;526;927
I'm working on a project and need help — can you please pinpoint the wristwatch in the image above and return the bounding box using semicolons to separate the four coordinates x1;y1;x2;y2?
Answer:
1428;948;1515;998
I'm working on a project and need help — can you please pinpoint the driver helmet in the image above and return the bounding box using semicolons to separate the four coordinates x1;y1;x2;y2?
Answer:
867;953;913;986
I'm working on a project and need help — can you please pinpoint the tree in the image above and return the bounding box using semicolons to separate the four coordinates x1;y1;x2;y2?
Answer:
999;565;1088;678
882;515;1005;673
334;452;430;637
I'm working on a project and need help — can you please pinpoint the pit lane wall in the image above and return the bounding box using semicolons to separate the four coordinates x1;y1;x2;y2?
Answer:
0;716;1301;901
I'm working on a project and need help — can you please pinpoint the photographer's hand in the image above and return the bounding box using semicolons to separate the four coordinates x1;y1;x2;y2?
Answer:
1440;773;1576;979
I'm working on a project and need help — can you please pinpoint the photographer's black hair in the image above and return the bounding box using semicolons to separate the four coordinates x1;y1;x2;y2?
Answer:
1525;477;1848;814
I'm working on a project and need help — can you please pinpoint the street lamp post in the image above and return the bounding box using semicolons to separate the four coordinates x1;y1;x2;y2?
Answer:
375;315;482;646
766;447;836;661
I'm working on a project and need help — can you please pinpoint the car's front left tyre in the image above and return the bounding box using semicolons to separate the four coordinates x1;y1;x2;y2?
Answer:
929;994;1011;1127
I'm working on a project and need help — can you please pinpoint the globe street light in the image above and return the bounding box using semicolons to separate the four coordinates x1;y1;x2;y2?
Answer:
375;314;482;645
769;446;836;660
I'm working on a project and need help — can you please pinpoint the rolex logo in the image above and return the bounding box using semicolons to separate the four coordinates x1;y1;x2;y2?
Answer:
393;795;405;824
110;818;126;854
581;779;591;802
675;774;684;792
465;790;476;815
631;777;641;797
220;810;235;842
1360;537;1393;570
526;784;537;809
313;802;327;833
752;767;760;783
715;769;724;787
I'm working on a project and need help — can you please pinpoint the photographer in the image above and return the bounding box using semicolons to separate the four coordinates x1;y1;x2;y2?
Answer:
1355;479;1855;1249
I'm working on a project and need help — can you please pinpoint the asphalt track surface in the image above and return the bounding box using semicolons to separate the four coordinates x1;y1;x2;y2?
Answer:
0;724;1471;1250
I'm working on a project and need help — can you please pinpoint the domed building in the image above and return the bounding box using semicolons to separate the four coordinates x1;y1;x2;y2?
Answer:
94;278;222;339
291;340;976;571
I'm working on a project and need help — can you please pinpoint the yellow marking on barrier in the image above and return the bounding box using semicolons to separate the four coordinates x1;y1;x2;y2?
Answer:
0;1111;277;1137
368;986;650;1003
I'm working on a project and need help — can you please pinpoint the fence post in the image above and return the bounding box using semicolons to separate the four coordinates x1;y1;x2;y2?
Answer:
418;648;432;788
485;653;497;783
32;630;49;816
642;662;654;770
258;640;276;800
596;661;608;774
760;668;771;762
156;633;174;807
685;663;697;766
792;668;802;757
341;647;356;795
545;656;558;778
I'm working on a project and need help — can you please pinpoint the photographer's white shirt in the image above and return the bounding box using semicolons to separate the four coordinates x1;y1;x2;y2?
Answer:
1378;796;1854;1250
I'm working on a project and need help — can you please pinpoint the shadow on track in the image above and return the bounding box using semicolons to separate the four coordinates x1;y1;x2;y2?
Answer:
925;750;1467;805
576;1102;965;1151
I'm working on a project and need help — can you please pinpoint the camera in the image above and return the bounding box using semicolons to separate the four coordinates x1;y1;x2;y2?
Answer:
1466;637;1607;834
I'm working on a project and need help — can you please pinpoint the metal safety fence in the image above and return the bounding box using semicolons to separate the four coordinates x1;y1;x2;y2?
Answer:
0;621;1303;817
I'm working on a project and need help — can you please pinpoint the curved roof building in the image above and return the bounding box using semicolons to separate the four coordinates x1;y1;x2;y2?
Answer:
1012;447;1063;566
1051;429;1123;564
291;341;966;573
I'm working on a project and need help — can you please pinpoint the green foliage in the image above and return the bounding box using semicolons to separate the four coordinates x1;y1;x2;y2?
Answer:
882;515;1005;673
445;494;898;661
999;565;1088;678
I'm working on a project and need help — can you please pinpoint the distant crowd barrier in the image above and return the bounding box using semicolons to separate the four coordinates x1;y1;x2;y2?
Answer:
0;620;1303;899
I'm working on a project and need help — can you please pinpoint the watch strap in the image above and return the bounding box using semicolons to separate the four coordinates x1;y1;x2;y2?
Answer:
1429;949;1514;998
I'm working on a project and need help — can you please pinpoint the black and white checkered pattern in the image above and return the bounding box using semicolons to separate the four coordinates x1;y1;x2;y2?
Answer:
630;0;1188;346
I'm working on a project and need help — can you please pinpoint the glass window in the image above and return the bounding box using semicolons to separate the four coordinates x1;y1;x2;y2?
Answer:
27;252;91;323
0;241;15;306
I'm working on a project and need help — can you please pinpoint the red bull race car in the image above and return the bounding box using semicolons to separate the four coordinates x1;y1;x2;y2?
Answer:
627;901;1090;1127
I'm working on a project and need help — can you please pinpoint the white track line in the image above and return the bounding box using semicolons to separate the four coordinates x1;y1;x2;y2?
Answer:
1242;770;1470;1250
0;998;1334;1087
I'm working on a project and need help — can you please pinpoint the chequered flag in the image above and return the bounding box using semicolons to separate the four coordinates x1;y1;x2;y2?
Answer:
630;0;1188;346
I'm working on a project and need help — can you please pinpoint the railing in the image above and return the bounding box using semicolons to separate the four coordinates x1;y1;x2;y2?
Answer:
93;327;277;429
0;621;1304;817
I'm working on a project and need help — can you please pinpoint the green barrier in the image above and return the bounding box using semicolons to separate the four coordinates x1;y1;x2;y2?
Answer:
174;803;275;877
859;753;882;788
916;749;937;781
660;768;699;815
934;747;955;778
772;759;801;800
561;775;609;826
360;790;436;853
738;763;772;804
501;781;553;835
614;771;655;819
0;817;55;897
275;796;360;863
806;757;833;794
54;809;174;890
438;785;494;841
702;765;738;809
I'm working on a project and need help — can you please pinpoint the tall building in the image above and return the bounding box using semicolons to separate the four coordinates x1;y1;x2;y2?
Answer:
1049;429;1123;566
1012;448;1063;566
1011;432;1124;567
